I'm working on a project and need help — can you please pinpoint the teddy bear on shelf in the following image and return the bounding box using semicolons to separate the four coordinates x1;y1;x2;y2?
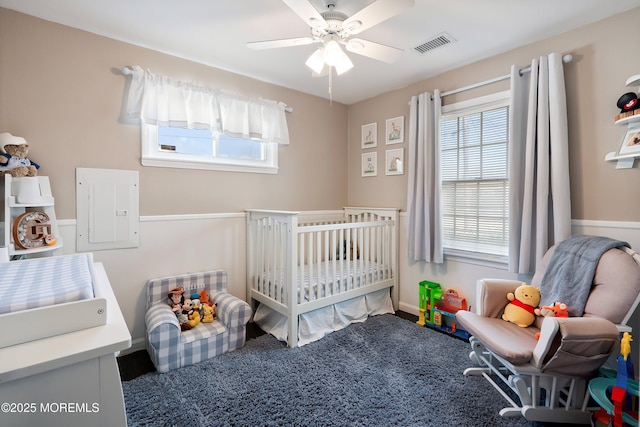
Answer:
0;132;39;177
502;283;541;328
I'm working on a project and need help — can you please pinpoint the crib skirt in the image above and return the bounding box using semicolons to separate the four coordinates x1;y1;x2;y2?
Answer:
253;288;394;346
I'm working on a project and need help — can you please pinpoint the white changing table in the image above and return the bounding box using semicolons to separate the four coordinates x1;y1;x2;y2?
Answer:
0;262;131;427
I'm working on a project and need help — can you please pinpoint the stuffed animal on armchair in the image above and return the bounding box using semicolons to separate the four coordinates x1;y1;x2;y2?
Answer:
0;132;39;177
502;283;541;327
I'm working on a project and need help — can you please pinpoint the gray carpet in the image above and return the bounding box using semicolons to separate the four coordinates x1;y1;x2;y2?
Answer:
122;314;546;427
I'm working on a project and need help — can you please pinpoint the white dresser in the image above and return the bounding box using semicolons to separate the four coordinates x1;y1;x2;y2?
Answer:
0;262;131;427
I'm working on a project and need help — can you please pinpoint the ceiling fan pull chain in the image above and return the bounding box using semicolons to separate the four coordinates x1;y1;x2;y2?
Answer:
329;67;333;105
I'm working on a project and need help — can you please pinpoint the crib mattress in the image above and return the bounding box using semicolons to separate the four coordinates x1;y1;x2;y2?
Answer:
0;253;106;349
0;253;95;315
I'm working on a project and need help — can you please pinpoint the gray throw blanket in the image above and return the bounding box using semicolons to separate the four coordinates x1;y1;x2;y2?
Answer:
540;235;630;317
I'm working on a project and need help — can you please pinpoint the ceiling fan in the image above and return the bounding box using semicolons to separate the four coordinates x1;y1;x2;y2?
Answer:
247;0;415;76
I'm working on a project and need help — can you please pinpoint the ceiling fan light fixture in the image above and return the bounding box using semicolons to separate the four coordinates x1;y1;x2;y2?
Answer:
305;47;326;74
335;54;353;75
323;40;343;66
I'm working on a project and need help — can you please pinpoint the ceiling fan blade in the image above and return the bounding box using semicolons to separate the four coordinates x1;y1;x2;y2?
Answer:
247;37;315;50
281;0;328;31
345;38;404;64
343;0;414;35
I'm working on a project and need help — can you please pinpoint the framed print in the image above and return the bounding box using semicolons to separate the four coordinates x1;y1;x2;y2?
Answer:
361;152;377;177
385;116;404;144
619;124;640;155
361;122;377;148
385;148;404;175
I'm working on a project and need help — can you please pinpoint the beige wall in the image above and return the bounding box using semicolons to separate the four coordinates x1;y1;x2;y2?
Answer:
0;9;349;219
347;8;640;222
2;7;639;350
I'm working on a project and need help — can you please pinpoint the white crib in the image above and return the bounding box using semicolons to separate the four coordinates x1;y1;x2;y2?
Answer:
246;207;398;347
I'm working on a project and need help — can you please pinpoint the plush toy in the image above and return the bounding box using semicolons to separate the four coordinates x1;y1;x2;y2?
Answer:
199;289;214;307
502;283;541;327
188;307;201;328
167;287;184;314
534;302;569;339
0;133;39;177
535;302;569;318
201;303;216;323
167;287;193;331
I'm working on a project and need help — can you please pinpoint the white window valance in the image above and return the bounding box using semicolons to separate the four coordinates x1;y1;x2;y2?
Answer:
124;66;290;145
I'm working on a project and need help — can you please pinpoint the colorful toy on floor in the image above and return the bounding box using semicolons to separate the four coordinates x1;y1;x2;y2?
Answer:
417;280;442;326
417;281;470;340
438;288;467;312
589;332;637;427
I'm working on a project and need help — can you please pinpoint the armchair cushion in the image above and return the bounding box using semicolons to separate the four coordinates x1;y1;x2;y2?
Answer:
456;310;539;364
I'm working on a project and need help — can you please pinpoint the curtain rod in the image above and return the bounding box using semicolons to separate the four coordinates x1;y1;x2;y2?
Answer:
120;66;294;113
440;53;573;98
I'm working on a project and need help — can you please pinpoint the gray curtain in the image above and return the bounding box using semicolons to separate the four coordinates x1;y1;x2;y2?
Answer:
509;53;571;274
406;91;443;263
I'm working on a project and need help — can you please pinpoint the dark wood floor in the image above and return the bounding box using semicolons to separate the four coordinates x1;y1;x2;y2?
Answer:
117;311;418;381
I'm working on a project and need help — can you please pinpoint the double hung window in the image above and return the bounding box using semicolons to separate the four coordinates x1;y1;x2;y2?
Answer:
440;91;510;261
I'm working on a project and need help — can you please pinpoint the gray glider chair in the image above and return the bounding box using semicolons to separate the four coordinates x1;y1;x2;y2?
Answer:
456;237;640;424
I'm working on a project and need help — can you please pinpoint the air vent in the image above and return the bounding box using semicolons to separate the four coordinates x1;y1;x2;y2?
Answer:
414;32;455;55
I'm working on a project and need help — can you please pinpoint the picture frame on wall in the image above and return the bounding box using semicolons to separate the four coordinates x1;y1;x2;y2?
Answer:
361;152;377;177
385;148;404;175
385;116;404;145
619;124;640;155
361;122;377;148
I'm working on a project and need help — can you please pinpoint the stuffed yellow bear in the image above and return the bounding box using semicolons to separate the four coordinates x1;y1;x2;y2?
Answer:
502;283;541;327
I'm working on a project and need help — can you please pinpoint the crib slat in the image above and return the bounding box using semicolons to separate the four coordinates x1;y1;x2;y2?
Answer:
331;229;337;295
346;227;352;291
299;232;305;305
324;230;329;296
316;231;322;299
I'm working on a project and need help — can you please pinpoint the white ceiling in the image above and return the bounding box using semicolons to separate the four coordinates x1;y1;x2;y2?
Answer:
2;0;640;104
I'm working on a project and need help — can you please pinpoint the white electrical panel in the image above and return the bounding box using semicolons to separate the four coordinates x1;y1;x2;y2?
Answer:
76;168;139;252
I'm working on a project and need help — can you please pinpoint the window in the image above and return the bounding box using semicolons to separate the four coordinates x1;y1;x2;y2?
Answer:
141;124;278;174
440;91;510;261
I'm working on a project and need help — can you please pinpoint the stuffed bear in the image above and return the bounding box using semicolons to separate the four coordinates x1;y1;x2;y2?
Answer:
502;283;541;327
0;133;39;177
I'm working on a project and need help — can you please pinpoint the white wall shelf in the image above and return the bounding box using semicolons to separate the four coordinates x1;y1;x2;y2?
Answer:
1;175;63;258
605;150;640;169
606;75;640;169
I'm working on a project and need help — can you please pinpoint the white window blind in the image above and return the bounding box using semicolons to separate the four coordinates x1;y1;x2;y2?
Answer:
440;94;510;258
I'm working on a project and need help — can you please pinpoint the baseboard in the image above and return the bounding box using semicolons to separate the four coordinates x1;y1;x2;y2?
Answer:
399;302;419;317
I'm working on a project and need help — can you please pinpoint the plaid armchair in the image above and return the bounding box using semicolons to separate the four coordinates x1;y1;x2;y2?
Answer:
145;270;252;373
